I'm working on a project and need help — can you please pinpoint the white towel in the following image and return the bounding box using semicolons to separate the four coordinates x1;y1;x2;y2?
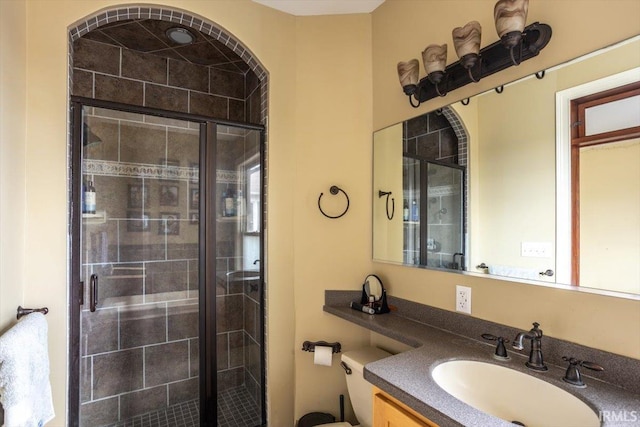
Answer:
0;313;55;427
488;264;539;280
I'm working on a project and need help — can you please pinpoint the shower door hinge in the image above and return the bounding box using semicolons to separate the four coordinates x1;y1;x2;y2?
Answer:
79;281;84;305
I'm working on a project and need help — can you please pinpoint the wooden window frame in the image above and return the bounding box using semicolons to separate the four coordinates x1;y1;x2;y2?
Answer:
569;81;640;285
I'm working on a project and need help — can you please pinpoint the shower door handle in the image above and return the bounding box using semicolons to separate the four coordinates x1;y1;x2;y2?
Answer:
89;274;98;312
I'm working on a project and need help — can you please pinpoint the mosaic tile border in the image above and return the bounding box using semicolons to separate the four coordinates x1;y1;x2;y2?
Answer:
68;6;267;82
440;106;467;167
83;160;240;184
440;106;469;240
429;185;456;197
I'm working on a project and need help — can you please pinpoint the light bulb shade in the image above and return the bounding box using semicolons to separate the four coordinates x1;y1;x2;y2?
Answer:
452;21;482;62
397;59;420;89
422;44;448;76
494;0;529;39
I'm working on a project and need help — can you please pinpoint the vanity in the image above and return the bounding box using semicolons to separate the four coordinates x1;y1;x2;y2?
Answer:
361;32;640;426
325;291;640;426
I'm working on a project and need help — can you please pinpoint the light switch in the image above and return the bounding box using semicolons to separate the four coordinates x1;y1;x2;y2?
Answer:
521;242;552;258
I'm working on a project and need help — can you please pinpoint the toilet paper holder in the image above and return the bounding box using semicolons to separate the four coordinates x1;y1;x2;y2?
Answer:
302;340;341;354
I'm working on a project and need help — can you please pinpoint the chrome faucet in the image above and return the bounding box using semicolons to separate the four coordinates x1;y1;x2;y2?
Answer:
513;322;548;371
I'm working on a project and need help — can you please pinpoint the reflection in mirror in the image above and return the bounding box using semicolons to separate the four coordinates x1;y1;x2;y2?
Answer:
373;36;640;297
556;65;640;295
374;110;466;272
403;158;464;268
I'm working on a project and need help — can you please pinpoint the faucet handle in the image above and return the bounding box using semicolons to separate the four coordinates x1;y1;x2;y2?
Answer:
562;356;604;387
532;321;542;332
581;361;605;372
481;333;510;360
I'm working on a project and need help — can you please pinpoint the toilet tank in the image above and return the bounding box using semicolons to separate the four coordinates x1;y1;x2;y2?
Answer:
341;347;392;427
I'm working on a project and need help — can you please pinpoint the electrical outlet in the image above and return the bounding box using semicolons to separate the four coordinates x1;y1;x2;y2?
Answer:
456;285;472;314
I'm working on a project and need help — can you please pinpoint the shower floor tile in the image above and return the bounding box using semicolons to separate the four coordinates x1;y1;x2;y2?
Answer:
217;386;262;427
107;387;260;427
108;399;199;427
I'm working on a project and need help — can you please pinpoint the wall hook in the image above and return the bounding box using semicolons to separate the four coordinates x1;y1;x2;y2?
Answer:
378;190;395;220
495;85;504;94
535;70;546;79
318;185;349;219
461;98;470;106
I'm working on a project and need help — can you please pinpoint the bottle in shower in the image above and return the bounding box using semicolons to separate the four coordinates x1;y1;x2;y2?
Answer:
84;180;96;214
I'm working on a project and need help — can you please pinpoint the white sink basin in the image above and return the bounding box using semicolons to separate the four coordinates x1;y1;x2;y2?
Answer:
432;360;600;427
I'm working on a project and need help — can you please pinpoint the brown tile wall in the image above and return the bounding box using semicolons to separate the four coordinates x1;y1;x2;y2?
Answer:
404;112;459;164
72;38;258;123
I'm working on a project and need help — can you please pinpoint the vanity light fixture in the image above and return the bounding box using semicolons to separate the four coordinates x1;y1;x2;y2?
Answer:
397;59;420;105
452;21;482;82
166;27;195;45
422;44;448;97
397;0;550;108
494;0;529;65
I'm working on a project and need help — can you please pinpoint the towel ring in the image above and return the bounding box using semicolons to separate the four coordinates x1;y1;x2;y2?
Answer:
318;185;349;219
378;190;395;220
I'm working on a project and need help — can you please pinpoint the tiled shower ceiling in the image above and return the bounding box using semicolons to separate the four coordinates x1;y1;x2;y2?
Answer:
82;19;250;73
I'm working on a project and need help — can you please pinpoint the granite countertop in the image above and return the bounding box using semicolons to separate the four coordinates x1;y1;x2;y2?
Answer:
324;298;640;427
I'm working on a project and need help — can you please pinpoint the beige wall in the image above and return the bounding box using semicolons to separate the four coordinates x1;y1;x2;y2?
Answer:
292;14;374;423
371;0;640;361
2;0;640;426
0;0;27;330
580;139;640;294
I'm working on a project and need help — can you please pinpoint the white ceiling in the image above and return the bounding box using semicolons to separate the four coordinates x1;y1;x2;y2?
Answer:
252;0;385;16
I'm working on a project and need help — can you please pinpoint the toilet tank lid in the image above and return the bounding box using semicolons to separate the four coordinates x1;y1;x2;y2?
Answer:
341;347;392;373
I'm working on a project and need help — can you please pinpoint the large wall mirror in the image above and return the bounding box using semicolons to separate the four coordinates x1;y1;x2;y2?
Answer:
373;36;640;298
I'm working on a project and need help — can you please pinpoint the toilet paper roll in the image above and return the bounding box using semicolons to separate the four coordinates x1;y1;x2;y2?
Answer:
313;345;333;367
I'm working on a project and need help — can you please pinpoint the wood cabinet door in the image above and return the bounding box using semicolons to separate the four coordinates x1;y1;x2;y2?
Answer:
373;391;438;427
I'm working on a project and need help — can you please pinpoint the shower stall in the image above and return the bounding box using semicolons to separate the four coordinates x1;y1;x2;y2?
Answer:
70;99;265;426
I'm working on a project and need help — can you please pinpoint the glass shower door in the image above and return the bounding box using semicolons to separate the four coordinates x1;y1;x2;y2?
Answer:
403;157;421;264
78;105;202;425
214;125;264;426
425;162;464;270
